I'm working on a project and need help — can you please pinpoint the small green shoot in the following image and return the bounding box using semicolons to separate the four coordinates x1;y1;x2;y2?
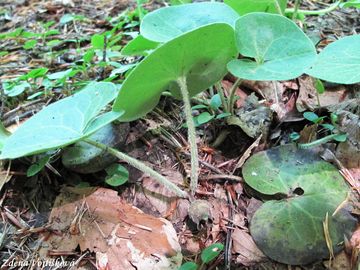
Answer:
105;164;129;186
179;243;224;270
26;155;50;177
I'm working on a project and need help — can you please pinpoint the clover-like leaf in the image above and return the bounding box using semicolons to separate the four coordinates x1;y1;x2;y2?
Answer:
228;13;316;81
224;0;287;15
0;82;123;159
243;144;356;265
113;23;237;121
307;35;360;84
141;2;239;42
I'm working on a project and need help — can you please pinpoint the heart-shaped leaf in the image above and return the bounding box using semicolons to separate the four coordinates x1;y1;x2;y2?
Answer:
307;35;360;84
140;2;239;42
113;23;237;121
121;35;159;56
0;82;123;159
105;164;129;187
228;13;316;81
243;144;356;265
224;0;287;15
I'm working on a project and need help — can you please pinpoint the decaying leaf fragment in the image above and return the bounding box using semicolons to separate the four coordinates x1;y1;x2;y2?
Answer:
40;187;182;270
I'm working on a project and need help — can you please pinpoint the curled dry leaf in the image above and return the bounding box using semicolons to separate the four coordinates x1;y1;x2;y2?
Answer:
40;187;182;270
232;228;266;266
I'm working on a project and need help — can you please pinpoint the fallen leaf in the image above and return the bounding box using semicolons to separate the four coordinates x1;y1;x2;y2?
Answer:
232;228;266;266
297;77;349;112
40;187;182;270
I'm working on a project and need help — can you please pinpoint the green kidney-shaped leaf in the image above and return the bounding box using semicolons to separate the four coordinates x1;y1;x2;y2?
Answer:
200;243;224;264
105;164;129;186
228;13;316;81
121;35;159;56
224;0;287;15
307;35;360;84
0;82;123;159
140;2;239;43
243;144;356;265
113;23;237;121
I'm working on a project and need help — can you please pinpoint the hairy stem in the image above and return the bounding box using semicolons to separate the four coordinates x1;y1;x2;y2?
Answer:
216;82;229;113
228;78;242;115
84;138;188;198
177;76;199;196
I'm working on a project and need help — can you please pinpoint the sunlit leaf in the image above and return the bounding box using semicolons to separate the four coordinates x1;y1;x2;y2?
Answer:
0;82;122;159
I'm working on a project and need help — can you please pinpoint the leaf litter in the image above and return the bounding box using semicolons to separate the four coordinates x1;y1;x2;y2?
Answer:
0;0;359;269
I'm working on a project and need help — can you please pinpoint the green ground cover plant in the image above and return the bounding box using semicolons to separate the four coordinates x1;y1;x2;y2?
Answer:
0;1;359;266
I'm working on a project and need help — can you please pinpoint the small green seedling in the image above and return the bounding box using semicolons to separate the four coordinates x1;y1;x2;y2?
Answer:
179;243;224;270
191;94;231;127
26;155;50;177
104;163;129;187
297;111;347;148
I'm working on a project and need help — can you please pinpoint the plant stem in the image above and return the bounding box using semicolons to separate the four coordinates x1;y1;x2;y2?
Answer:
228;78;242;115
177;76;199;196
216;82;229;113
84;138;188;198
292;0;300;20
286;0;341;16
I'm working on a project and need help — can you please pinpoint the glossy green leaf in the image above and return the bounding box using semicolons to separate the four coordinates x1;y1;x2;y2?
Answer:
303;111;319;123
179;262;198;270
243;145;356;265
228;13;316;81
26;155;50;177
141;2;239;42
307;35;360;84
224;0;287;15
4;81;30;97
314;79;325;94
83;49;95;63
105;164;129;186
210;94;221;110
23;40;37;50
26;67;49;79
0;82;123;159
194;112;214;126
44;29;59;37
113;24;237;121
121;35;159;56
340;0;360;8
91;34;105;50
333;133;347;142
200;243;224;264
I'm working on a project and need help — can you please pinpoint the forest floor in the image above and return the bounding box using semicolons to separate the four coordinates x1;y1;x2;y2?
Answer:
0;0;359;269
